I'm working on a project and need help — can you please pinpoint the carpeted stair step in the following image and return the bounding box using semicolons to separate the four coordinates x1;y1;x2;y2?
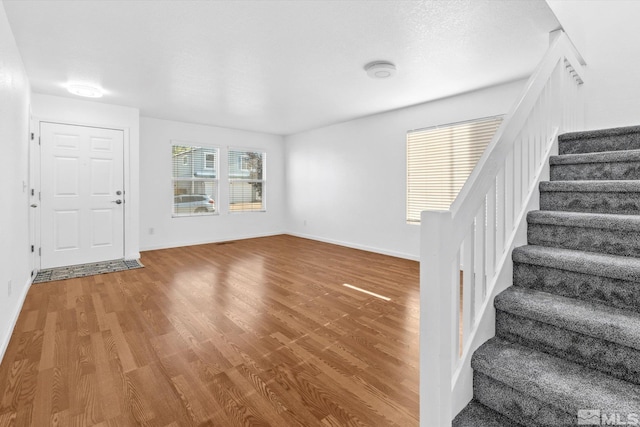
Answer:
550;149;640;181
527;210;640;257
495;286;640;384
513;245;640;311
559;125;640;155
471;337;640;426
453;400;522;427
539;180;640;214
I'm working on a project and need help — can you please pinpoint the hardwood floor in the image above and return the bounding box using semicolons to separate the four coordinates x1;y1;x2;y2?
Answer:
0;235;419;426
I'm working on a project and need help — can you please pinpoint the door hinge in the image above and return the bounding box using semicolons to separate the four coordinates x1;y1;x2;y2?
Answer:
31;189;34;196
38;248;41;256
39;192;41;201
38;136;41;145
31;245;34;253
30;132;34;140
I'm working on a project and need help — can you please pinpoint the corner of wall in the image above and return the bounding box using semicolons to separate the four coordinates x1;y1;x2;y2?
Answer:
0;1;34;362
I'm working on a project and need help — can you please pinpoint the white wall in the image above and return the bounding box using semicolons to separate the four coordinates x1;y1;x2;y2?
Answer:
139;117;285;250
0;1;31;359
285;80;526;260
31;93;141;260
547;0;640;130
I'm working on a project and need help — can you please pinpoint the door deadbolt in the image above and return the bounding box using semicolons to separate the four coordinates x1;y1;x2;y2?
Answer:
116;190;122;195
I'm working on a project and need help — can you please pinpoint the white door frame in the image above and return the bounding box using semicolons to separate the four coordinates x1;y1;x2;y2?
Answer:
28;110;40;277
32;118;133;270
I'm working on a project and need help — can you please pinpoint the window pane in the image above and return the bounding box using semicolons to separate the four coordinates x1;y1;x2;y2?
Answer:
229;150;263;180
229;181;264;211
172;180;218;216
172;143;219;217
172;145;218;179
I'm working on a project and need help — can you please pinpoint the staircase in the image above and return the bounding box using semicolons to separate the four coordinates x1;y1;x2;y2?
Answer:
453;125;640;426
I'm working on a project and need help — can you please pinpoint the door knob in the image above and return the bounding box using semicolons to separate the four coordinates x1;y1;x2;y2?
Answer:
30;204;38;208
112;199;122;204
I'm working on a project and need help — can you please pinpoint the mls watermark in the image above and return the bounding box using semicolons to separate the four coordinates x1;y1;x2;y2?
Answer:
578;410;640;425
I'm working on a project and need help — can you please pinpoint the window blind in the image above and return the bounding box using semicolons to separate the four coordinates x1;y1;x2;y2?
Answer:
406;116;503;223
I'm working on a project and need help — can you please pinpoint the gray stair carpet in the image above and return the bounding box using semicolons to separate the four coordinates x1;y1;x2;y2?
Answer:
454;125;640;426
539;180;640;214
558;125;640;154
527;210;640;257
550;149;640;181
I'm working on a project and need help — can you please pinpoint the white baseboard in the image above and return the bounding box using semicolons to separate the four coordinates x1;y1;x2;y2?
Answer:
141;231;418;261
0;275;33;364
140;231;286;252
286;231;419;261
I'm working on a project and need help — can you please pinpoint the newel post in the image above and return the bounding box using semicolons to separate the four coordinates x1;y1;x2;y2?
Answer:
420;210;454;426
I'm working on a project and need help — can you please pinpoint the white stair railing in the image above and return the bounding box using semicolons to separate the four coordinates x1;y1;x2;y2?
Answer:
420;30;585;425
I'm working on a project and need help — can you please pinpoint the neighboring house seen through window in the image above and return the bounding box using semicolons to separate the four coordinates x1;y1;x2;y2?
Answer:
229;149;266;212
172;143;219;217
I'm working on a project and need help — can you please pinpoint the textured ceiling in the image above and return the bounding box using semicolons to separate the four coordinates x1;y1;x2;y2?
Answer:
3;0;559;135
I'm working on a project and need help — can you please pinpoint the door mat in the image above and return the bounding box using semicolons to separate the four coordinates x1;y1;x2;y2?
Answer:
33;259;144;284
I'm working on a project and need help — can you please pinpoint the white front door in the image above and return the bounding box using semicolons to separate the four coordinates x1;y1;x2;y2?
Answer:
40;122;124;269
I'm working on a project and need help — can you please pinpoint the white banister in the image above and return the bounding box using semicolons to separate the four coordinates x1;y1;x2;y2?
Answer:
421;209;454;423
420;30;585;426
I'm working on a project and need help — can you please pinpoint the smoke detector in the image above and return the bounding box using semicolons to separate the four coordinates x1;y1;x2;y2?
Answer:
365;61;397;79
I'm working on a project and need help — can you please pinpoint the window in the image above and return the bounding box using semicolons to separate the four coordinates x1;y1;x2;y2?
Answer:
406;115;503;223
239;156;250;171
204;153;215;169
228;149;265;212
172;143;219;217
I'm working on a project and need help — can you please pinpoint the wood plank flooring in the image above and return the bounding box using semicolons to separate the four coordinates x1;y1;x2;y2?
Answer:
0;235;419;426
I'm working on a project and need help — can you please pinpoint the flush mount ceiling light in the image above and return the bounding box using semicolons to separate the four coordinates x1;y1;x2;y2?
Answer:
365;61;397;79
66;84;104;98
